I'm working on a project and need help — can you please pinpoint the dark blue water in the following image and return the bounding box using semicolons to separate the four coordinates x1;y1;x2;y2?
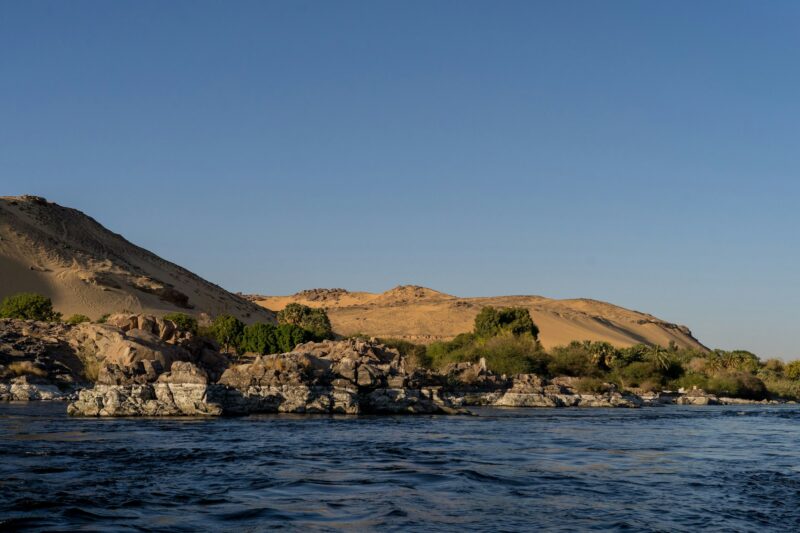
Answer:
1;403;799;532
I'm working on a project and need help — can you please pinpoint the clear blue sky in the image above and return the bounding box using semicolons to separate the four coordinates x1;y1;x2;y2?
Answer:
2;1;799;358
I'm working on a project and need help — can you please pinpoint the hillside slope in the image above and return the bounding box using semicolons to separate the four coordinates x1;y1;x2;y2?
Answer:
0;196;274;323
253;286;706;351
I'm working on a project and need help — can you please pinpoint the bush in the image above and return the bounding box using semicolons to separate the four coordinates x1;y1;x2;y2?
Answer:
762;358;785;374
378;339;432;370
427;333;478;369
66;314;91;325
163;312;198;335
480;334;547;376
474;306;539;339
275;323;311;353
548;343;602;377
211;314;245;352
670;372;710;392
707;372;767;400
96;313;110;324
277;303;333;340
241;323;279;355
0;293;61;321
785;360;800;380
613;361;661;387
575;377;610;394
759;375;800;401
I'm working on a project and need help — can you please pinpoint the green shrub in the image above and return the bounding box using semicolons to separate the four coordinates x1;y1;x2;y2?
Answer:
707;372;767;400
96;313;110;324
611;344;649;368
548;343;602;377
241;323;279;355
0;293;61;321
575;377;610;394
277;303;333;340
275;323;311;352
480;334;547;375
613;361;661;387
670;372;710;392
474;306;539;339
427;333;478;369
426;331;546;375
163;312;198;335
66;314;91;325
785;360;800;380
211;314;245;352
760;376;800;401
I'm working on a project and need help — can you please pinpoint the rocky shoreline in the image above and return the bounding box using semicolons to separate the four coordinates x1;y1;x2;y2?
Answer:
0;315;788;416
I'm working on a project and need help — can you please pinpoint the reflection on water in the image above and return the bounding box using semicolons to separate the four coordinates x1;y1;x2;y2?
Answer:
1;403;799;531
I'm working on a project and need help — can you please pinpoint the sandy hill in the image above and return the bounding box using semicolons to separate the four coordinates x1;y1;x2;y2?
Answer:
0;196;274;323
253;286;707;351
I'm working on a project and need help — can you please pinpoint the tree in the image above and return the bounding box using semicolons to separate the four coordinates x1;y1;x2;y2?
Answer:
275;323;311;352
163;312;198;335
277;303;333;340
0;293;61;321
241;323;279;355
211;314;245;352
474;306;539;339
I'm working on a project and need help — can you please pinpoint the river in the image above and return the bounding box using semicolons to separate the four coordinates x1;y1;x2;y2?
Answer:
1;403;799;531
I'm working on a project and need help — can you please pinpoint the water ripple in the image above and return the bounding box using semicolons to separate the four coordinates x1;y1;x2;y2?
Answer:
2;403;800;531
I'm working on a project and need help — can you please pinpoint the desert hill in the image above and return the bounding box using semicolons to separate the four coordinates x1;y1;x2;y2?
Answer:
252;286;707;351
0;196;274;323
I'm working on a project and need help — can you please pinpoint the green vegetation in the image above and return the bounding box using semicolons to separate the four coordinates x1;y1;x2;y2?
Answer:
277;303;333;340
0;293;61;321
427;307;545;375
96;313;110;324
474;306;539;339
66;314;91;325
211;314;245;352
205;307;333;355
163;312;198;335
372;305;800;401
241;323;311;355
378;338;432;371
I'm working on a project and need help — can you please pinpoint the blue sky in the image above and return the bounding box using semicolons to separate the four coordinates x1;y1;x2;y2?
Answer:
2;1;799;358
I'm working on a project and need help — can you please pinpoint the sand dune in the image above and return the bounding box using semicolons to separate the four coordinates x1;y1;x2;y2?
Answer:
252;286;707;351
0;196;274;323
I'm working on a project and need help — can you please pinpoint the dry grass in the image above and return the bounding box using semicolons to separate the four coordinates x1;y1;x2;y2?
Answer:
7;361;47;377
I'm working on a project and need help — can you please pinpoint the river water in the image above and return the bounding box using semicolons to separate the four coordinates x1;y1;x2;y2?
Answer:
1;402;799;531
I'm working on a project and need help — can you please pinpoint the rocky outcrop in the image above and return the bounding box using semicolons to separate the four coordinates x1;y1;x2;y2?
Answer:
68;340;466;416
1;314;226;402
0;319;87;397
0;375;70;401
443;372;642;408
4;325;775;415
67;383;222;416
209;339;457;415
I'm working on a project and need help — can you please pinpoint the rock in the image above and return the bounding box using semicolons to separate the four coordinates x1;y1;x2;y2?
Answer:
158;362;209;384
67;383;223;416
0;376;67;401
